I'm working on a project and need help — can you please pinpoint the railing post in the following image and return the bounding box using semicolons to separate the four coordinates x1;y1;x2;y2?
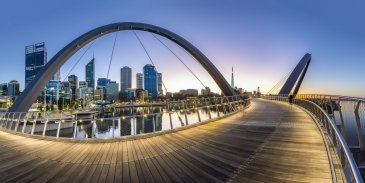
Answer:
184;110;189;125
22;114;27;133
169;112;173;129
152;115;156;132
337;98;349;143
354;101;364;154
42;120;48;137
56;120;62;138
30;117;36;135
216;104;220;117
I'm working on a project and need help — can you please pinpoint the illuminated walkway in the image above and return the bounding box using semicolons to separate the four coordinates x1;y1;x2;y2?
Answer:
0;99;336;182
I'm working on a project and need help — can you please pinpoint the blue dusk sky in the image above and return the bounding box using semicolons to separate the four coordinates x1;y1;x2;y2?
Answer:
0;0;364;97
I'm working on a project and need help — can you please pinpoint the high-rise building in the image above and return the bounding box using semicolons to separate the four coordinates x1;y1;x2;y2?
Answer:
25;42;47;87
46;80;61;104
97;78;111;87
8;80;20;98
143;64;158;98
120;66;132;92
105;81;119;102
79;81;88;88
52;70;61;81
136;73;143;89
68;75;78;101
93;87;104;101
61;81;72;101
85;58;95;89
157;73;163;96
0;83;7;96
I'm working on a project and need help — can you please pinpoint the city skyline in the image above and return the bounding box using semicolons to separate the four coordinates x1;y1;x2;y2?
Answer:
1;1;365;97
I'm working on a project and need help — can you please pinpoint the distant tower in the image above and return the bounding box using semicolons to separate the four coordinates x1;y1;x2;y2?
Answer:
136;73;143;89
231;66;234;88
85;57;95;89
157;73;163;96
68;75;79;101
25;42;47;88
143;64;158;98
120;66;132;93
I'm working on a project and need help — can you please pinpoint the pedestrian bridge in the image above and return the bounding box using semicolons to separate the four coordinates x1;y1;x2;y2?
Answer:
0;99;343;182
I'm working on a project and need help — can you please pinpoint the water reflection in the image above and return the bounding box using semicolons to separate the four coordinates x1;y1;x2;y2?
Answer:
71;107;222;139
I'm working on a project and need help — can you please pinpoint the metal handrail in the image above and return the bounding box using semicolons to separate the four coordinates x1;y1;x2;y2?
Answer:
295;99;362;183
0;96;250;139
263;94;363;183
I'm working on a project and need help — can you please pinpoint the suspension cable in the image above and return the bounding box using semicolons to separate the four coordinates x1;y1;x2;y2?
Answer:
107;32;118;79
150;33;207;88
132;31;168;93
267;69;293;94
63;41;96;82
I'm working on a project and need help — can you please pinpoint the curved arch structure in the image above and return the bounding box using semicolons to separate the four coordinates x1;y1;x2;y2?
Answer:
10;22;235;112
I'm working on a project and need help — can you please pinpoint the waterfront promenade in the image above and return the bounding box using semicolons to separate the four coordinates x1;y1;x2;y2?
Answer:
0;99;336;182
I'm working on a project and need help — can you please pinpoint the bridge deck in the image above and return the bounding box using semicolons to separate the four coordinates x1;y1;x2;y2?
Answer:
0;99;335;182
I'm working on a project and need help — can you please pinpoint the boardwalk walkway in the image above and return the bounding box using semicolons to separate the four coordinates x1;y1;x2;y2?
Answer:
0;99;334;182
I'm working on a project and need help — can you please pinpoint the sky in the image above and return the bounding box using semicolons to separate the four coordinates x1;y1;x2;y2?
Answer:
0;0;364;97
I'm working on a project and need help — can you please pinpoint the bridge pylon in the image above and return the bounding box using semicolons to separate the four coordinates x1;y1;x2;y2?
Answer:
278;53;311;95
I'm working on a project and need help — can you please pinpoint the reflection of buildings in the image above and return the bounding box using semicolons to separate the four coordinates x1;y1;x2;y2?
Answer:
136;115;162;134
120;118;131;136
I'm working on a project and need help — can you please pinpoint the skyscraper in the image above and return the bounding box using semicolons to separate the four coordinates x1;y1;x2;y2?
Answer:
143;64;158;98
120;66;132;92
0;83;7;96
25;42;47;88
8;80;20;98
136;73;143;89
157;73;163;96
46;80;61;104
52;70;61;81
85;58;95;89
105;81;119;102
68;75;78;101
97;78;111;87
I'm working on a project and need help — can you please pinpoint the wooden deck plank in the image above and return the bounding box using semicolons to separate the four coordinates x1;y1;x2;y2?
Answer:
0;99;339;182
